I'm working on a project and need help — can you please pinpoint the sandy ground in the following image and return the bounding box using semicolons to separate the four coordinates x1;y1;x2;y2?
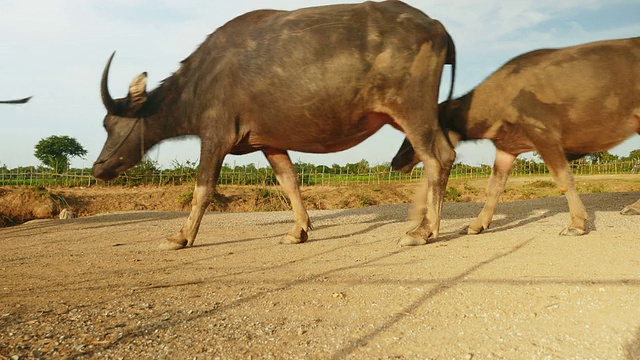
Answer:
1;191;640;359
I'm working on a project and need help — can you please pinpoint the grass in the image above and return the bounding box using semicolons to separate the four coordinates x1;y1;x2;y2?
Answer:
445;186;462;202
529;180;556;188
586;183;606;193
358;194;376;207
254;187;290;211
177;190;193;208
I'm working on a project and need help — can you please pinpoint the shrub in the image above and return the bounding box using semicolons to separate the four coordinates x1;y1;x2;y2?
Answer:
445;186;461;202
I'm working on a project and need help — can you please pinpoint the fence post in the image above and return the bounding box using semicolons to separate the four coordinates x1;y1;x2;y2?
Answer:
345;167;348;186
4;160;639;188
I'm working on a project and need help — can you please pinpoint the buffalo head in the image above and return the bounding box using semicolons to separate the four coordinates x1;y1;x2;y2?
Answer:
391;101;464;173
391;137;419;173
92;53;150;181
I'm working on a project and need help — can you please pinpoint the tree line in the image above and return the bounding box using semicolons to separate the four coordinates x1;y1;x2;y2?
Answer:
1;136;638;187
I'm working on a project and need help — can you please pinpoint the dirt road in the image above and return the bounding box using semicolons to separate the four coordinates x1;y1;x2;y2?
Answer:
2;191;640;359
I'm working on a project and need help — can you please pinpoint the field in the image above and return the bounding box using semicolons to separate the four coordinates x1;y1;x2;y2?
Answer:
1;174;640;358
2;174;639;227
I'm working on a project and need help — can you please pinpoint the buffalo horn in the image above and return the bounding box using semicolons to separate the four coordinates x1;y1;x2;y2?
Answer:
101;51;117;114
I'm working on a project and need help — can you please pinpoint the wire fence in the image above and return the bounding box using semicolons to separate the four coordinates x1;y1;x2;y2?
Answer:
1;161;638;188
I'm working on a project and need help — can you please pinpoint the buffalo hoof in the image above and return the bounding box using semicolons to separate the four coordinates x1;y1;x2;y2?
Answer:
620;206;640;215
398;233;428;246
158;238;188;250
281;229;308;244
559;226;586;236
460;225;485;235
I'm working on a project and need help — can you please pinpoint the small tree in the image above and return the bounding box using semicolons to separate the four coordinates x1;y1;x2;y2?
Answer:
34;135;87;173
345;159;370;174
585;151;619;164
624;149;640;161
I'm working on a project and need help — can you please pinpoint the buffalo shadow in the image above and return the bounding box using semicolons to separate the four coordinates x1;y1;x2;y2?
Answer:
478;191;639;235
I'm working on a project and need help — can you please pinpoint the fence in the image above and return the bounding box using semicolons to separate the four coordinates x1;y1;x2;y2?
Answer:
1;161;638;188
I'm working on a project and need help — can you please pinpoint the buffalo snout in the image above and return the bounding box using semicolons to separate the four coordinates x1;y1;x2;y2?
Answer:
92;163;119;181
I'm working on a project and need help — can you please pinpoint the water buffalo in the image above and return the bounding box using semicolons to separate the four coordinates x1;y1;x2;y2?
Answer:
93;1;457;249
0;97;31;104
392;37;640;236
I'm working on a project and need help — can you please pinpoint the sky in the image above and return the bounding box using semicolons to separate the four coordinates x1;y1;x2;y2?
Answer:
1;0;639;170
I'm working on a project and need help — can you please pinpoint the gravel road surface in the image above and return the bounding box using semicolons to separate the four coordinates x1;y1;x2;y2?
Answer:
1;192;640;359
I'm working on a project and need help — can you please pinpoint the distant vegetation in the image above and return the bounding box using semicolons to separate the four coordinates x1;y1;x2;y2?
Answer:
1;150;638;188
33;135;87;173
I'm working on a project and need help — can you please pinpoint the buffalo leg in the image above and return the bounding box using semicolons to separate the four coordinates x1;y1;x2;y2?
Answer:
622;129;640;215
263;149;312;244
160;148;225;250
621;199;640;215
535;142;588;235
464;149;516;234
393;41;455;246
399;128;455;246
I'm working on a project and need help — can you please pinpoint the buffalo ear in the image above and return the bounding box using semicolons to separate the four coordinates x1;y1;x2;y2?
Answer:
128;72;148;112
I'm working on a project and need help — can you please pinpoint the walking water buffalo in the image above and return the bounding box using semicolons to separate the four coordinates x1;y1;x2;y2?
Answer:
92;1;456;249
392;37;640;236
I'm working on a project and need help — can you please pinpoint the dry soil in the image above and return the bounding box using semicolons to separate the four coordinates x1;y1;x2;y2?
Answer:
1;177;640;359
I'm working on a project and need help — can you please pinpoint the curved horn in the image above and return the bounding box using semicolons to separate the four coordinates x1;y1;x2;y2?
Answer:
101;51;117;114
0;96;31;104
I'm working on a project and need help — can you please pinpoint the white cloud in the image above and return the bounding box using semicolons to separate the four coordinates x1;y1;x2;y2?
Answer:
1;0;638;169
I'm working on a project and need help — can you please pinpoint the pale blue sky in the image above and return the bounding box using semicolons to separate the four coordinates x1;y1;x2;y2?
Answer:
1;0;639;169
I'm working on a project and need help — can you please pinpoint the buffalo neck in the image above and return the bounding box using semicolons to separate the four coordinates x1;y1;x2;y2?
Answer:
447;91;474;139
143;75;200;140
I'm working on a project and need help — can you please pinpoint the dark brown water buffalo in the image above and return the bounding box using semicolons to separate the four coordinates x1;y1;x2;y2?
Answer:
392;37;640;236
0;97;31;104
93;1;457;249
